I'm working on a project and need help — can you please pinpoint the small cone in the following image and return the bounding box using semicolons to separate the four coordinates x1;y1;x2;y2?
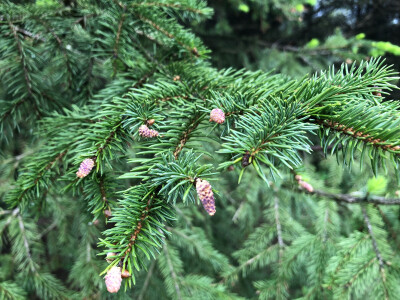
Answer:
138;124;159;138
210;108;225;124
105;266;122;293
106;252;116;264
195;178;216;216
76;158;95;178
121;270;131;278
299;180;314;193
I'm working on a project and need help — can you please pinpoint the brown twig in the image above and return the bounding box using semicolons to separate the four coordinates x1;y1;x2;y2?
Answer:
96;123;121;159
173;115;202;159
125;195;153;255
316;119;400;153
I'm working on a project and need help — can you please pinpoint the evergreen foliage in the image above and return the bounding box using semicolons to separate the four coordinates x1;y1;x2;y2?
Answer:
1;0;400;299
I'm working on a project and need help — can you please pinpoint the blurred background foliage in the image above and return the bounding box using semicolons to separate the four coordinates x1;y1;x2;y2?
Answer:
191;0;400;98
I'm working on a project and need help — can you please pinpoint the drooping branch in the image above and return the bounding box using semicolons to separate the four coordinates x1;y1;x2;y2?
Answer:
113;8;127;77
17;214;38;274
8;20;33;97
134;12;199;57
130;2;206;15
274;197;285;251
15;150;68;206
163;242;182;300
37;19;73;87
362;207;385;272
137;260;156;300
361;206;388;299
316;119;400;153
294;186;400;205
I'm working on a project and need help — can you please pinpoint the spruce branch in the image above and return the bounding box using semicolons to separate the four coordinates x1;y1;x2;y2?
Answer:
0;281;27;300
173;113;203;159
162;242;182;300
125;193;153;255
375;206;400;250
17;214;36;274
293;186;400;205
316;119;400;153
274;197;285;254
137;260;156;300
130;1;212;17
7;20;33;98
8;24;45;41
37;18;73;87
134;11;201;57
113;9;127;77
361;206;388;295
8;149;68;209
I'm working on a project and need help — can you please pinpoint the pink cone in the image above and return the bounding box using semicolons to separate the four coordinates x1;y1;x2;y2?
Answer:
138;125;159;138
299;180;314;193
195;179;216;216
105;266;122;293
76;158;95;178
210;108;225;124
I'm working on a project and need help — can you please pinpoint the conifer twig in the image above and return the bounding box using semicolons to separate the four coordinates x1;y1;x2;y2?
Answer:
362;206;388;299
17;214;37;273
125;194;152;255
163;242;182;300
8;20;33;97
113;8;127;77
37;19;73;87
274;197;285;251
295;186;400;205
173;115;202;159
2;208;20;230
38;220;58;239
137;260;156;300
134;12;199;56
15;150;68;206
375;206;400;250
130;2;206;15
316;119;400;153
362;207;386;272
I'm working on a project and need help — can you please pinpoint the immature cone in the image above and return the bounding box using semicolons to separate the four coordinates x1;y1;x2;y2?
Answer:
138;124;159;138
104;209;112;218
299;180;314;193
209;108;225;124
147;119;155;126
121;269;131;278
76;158;95;178
106;252;116;264
105;266;122;293
195;178;216;216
